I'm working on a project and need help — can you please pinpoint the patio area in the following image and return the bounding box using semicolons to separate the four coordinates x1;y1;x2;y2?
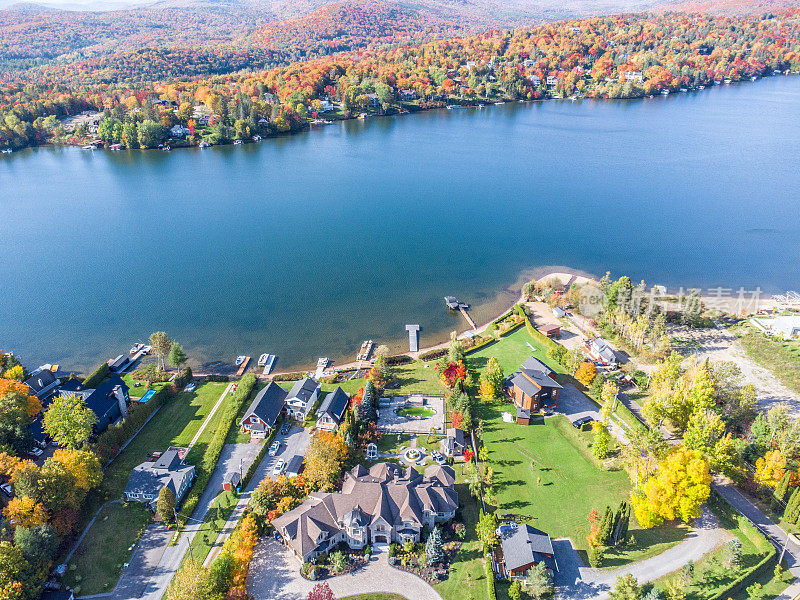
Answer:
377;395;446;434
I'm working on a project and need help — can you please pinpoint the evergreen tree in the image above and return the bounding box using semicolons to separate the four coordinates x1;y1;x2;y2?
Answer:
157;486;177;523
774;471;791;508
425;526;444;565
784;487;800;522
357;381;378;423
599;506;614;545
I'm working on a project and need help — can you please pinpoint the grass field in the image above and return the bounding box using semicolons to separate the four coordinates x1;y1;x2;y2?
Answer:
187;489;238;563
65;381;229;594
737;325;800;394
396;406;435;418
466;326;568;377
477;401;686;562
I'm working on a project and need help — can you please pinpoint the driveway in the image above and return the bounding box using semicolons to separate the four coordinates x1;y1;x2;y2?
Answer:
555;508;730;600
247;538;443;600
555;384;629;445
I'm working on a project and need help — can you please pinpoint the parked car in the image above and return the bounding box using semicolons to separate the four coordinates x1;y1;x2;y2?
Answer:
272;459;286;477
268;441;281;456
185;383;196;393
27;447;43;458
280;423;291;435
572;416;595;430
431;451;446;465
0;483;12;497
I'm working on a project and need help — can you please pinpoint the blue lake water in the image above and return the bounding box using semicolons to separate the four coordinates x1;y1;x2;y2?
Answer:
2;75;799;373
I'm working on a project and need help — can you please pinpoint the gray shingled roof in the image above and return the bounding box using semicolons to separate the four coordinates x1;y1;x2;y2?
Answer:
317;387;349;423
501;524;556;572
124;449;194;503
288;378;319;404
240;381;288;428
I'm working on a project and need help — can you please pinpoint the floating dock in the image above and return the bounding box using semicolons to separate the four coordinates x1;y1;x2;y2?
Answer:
406;325;420;353
262;354;277;375
235;356;251;377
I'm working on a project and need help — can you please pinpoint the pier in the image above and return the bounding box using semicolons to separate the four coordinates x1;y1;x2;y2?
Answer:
445;296;476;331
235;356;251;377
459;306;477;330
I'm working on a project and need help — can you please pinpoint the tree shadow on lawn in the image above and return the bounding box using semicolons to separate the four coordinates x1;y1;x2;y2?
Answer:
600;525;689;568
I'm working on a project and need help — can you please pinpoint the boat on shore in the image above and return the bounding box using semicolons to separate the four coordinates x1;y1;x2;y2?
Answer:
235;355;247;367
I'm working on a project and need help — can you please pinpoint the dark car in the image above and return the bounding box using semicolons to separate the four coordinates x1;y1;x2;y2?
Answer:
572;416;595;430
280;423;291;435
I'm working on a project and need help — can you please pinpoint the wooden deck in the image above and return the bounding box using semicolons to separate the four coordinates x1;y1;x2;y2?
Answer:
459;306;477;330
235;356;251;377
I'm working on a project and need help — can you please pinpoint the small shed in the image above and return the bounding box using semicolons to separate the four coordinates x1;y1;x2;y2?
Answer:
516;407;531;426
222;471;241;492
538;324;561;339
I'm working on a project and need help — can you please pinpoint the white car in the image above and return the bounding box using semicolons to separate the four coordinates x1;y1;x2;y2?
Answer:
272;459;286;477
431;451;446;465
27;447;43;458
268;441;281;457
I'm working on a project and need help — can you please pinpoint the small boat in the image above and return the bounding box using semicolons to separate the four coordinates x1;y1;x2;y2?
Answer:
82;145;97;150
1;148;12;154
494;102;504;105
660;89;670;95
235;355;247;367
262;354;277;375
109;144;122;150
130;343;144;355
233;139;243;145
679;88;688;92
723;79;731;84
698;85;705;90
751;76;758;82
258;353;269;366
199;142;210;148
162;145;171;151
253;135;262;141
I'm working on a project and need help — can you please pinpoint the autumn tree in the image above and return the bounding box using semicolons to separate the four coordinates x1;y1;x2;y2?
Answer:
308;582;335;600
149;331;173;369
755;450;786;489
303;432;349;492
367;354;393;390
475;510;498;551
43;394;96;449
631;446;710;528
158;486;177;523
51;448;102;490
4;497;48;528
575;362;597;386
479;357;504;402
0;379;41;452
165;559;210;600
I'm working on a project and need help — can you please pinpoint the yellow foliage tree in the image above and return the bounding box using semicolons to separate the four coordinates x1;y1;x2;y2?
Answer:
630;446;710;528
575;362;597;386
755;450;786;489
3;497;48;528
51;448;102;491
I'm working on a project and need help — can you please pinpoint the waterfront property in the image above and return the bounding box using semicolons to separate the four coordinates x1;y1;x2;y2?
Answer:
23;365;61;400
315;387;350;431
586;337;618;366
504;357;562;419
285;377;321;420
272;462;458;563
240;381;288;438
123;447;195;509
56;374;130;433
751;315;800;339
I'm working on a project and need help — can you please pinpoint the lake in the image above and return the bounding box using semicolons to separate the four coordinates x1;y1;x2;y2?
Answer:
2;75;799;373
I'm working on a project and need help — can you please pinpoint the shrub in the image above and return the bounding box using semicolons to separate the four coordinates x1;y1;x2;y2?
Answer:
386;355;413;365
83;362;110;388
419;348;448;361
173;367;193;389
205;374;229;382
272;372;305;382
589;546;605;567
389;543;399;557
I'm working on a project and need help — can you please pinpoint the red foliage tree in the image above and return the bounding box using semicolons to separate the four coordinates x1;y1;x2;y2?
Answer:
308;582;335;600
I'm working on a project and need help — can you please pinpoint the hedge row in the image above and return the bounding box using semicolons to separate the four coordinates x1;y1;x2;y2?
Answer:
419;348;448;361
96;385;172;465
272;372;306;382
484;556;497;600
206;374;230;382
83;362;110;388
386;354;413;365
179;374;258;522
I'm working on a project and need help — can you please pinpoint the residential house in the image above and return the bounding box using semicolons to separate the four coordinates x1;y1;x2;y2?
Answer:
365;93;380;107
286;454;304;478
440;428;467;457
285;378;321;420
498;524;557;578
504;357;562;417
315;387;350;431
399;89;417;100
24;367;61;401
751;316;800;339
56;374;130;433
586;338;617;366
272;463;458;563
319;99;335;112
625;71;644;83
170;124;190;138
240;381;288;438
123;448;195;510
546;75;558;87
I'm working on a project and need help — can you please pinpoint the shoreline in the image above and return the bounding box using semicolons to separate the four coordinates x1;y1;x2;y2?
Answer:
3;73;797;158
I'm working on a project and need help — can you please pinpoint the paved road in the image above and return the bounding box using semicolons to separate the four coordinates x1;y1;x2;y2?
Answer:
204;425;312;566
247;538;442;600
555;508;730;600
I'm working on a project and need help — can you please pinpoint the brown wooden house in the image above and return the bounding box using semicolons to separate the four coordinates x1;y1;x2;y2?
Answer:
505;357;562;416
498;524;558;578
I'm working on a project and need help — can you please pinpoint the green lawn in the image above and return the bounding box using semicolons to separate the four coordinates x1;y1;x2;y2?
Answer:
465;326;567;377
478;402;685;561
434;483;488;600
396;406;435;418
340;595;409;600
63;501;152;595
386;361;447;396
67;381;229;593
187;490;238;564
226;382;265;444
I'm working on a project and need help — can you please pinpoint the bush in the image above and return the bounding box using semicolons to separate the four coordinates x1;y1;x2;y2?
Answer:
83;362;110;388
589;546;605;567
386;355;413;365
272;372;305;382
389;543;399;557
173;367;193;389
419;348;448;361
206;374;229;382
485;557;497;599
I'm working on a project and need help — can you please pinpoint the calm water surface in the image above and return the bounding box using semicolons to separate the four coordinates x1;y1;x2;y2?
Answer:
2;76;800;372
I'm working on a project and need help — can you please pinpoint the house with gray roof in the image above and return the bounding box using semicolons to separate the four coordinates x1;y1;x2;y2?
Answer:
498;524;557;578
440;428;466;457
504;357;562;418
124;448;195;510
24;366;61;400
240;381;288;438
315;387;350;431
56;374;130;433
272;462;458;563
586;338;617;365
285;378;321;420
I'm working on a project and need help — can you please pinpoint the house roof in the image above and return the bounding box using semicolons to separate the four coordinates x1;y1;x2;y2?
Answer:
446;428;466;446
286;454;304;476
287;378;319;405
589;338;617;363
24;367;58;396
501;524;556;572
124;449;194;501
58;374;129;422
317;387;349;423
273;462;458;559
240;381;288;428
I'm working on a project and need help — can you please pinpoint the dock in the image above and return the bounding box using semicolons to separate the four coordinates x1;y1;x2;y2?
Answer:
406;325;420;353
235;356;251;377
459;306;477;330
445;296;476;331
262;355;276;375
